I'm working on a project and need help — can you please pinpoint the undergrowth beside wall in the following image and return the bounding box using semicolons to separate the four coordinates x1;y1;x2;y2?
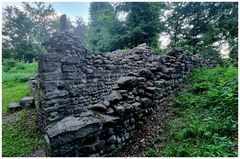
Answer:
2;59;38;114
2;109;45;157
2;59;44;157
3;59;38;84
146;66;238;157
2;59;238;157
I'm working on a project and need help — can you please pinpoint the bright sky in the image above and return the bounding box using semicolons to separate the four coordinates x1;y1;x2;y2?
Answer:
47;2;90;23
2;2;90;23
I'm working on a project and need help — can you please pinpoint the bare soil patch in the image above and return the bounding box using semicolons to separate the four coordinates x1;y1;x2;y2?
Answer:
115;88;180;157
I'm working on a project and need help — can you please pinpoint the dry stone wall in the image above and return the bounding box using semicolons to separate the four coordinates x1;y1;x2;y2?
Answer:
34;31;218;156
37;31;163;128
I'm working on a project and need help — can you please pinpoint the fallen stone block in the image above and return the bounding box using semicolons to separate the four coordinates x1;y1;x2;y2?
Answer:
19;96;34;107
8;102;21;111
47;116;102;138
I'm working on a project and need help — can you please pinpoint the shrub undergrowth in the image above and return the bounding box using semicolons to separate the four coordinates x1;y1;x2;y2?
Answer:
2;59;44;157
2;109;45;157
146;66;237;157
2;59;38;114
3;59;38;84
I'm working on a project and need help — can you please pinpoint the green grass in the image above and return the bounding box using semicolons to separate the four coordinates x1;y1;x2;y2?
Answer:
2;59;38;84
146;66;238;157
2;59;37;114
2;59;44;157
145;149;160;157
2;83;30;114
2;109;45;157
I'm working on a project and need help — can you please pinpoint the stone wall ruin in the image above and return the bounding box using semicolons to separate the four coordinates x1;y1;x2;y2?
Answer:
32;29;218;156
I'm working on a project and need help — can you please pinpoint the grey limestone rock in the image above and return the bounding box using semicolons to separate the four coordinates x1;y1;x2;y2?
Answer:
132;102;141;110
141;98;152;107
103;101;110;107
94;59;103;64
45;90;69;100
108;91;122;103
127;72;139;77
100;114;120;124
145;87;157;93
139;69;153;79
117;76;138;88
19;96;34;107
47;116;101;138
8;102;21;111
89;103;107;112
114;105;125;114
106;108;115;115
108;135;116;144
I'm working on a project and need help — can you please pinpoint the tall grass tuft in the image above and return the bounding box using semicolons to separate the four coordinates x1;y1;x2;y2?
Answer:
3;59;38;84
2;59;38;113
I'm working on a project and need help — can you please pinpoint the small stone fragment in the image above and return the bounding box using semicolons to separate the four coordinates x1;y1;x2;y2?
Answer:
103;101;110;107
132;102;141;110
117;76;138;88
106;108;115;115
88;103;107;112
108;91;122;103
141;98;152;107
114;105;125;114
146;87;157;93
19;96;34;107
139;69;153;79
8;103;21;111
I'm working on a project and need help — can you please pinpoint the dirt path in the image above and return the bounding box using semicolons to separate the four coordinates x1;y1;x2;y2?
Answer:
114;89;178;157
28;147;46;157
2;111;19;123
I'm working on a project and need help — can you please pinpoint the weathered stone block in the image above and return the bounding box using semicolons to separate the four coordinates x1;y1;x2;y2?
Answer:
62;64;76;73
117;76;138;88
89;103;107;112
139;69;153;79
19;96;34;107
141;98;152;107
47;116;101;138
8;103;21;111
108;91;122;103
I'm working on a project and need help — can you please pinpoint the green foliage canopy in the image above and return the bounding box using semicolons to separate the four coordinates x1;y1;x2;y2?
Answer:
2;2;238;62
87;2;165;52
2;2;59;61
163;2;238;61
